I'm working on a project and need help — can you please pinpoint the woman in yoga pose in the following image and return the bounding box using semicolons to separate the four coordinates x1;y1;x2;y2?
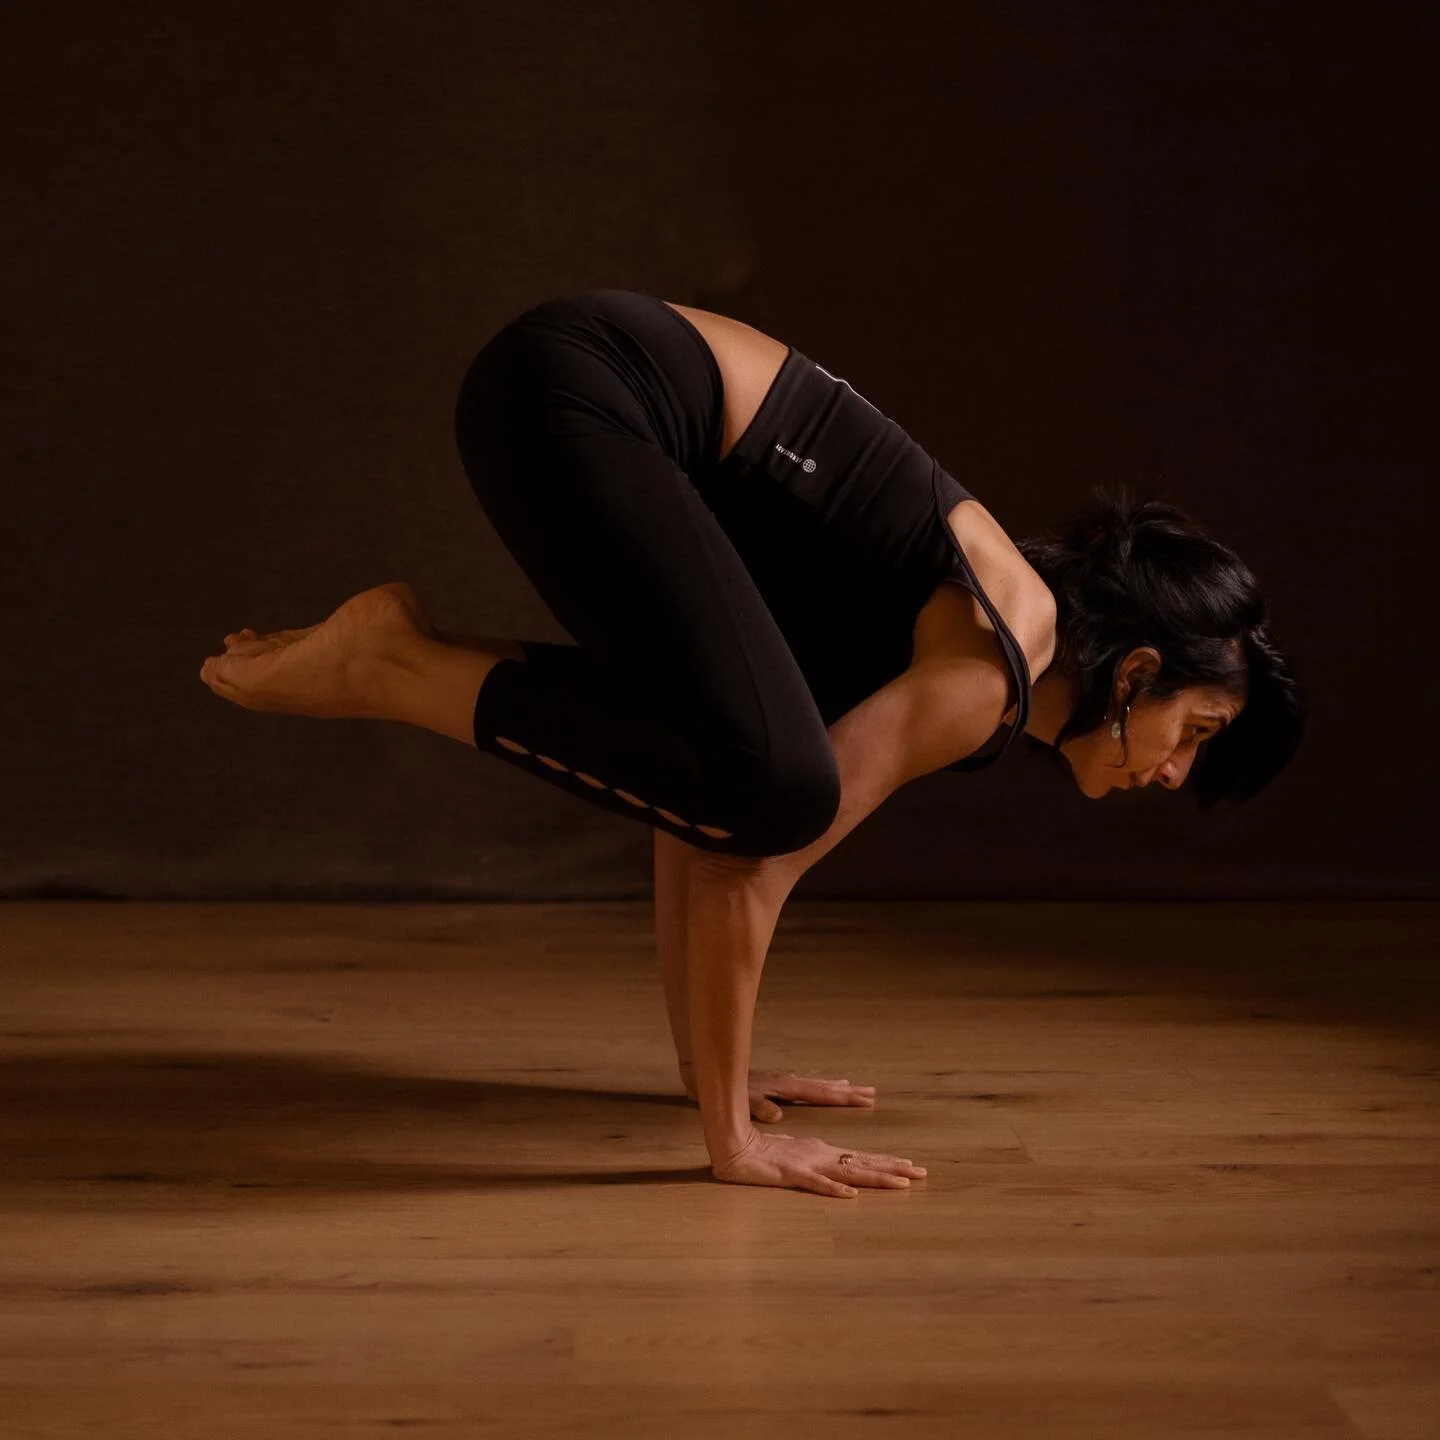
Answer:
198;289;1305;1199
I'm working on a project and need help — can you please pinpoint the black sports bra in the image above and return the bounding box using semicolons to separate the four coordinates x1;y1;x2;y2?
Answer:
929;461;1034;772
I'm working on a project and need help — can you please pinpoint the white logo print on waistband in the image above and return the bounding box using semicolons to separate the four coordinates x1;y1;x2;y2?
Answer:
774;442;817;473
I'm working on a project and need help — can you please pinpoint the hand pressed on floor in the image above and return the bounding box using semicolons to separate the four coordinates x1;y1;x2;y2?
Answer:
711;1130;926;1199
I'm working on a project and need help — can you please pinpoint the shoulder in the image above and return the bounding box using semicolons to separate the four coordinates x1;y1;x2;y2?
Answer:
826;655;1016;797
915;497;1057;684
913;563;1056;686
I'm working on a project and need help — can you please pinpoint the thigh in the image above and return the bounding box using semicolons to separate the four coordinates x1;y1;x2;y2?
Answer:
454;343;830;785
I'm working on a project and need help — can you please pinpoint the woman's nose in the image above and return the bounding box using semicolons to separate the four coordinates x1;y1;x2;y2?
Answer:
1158;750;1197;788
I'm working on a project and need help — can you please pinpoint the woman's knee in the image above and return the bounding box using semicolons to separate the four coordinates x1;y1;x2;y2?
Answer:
720;745;841;859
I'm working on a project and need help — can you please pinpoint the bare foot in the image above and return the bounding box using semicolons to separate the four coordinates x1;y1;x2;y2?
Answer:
199;581;432;719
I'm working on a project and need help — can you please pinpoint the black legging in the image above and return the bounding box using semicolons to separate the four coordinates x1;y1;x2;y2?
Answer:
455;291;842;859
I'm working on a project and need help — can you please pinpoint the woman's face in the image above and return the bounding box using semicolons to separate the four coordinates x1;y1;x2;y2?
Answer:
1061;648;1244;798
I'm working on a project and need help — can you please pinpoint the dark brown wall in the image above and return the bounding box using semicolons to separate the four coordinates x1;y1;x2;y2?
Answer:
3;3;1432;900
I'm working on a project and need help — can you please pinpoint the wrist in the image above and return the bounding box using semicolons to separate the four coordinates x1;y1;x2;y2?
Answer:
702;1104;756;1161
708;1127;760;1170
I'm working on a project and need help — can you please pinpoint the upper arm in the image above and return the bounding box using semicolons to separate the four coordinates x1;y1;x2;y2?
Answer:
835;655;1014;793
751;656;1013;887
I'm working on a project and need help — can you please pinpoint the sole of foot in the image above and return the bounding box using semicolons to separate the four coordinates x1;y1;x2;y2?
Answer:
199;580;432;719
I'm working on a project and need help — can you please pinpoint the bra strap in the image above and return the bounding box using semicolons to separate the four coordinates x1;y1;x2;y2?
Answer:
929;463;1033;770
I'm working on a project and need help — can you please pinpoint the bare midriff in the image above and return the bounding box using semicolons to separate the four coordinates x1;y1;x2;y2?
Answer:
661;300;789;463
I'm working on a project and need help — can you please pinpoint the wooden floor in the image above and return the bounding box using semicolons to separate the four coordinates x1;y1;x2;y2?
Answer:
0;900;1436;1439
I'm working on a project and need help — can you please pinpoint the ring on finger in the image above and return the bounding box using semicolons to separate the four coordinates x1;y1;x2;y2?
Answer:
838;1152;856;1168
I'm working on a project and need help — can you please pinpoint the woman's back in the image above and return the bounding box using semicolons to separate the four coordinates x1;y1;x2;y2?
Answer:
662;298;1050;682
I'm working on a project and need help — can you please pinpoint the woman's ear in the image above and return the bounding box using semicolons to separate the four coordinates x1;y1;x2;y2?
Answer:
1116;645;1163;694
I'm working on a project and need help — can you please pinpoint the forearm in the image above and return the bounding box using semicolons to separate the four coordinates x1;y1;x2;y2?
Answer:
683;855;792;1163
652;829;695;1081
654;828;797;1090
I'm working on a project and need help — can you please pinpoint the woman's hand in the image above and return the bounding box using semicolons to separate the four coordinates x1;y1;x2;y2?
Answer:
682;1067;877;1123
711;1129;926;1198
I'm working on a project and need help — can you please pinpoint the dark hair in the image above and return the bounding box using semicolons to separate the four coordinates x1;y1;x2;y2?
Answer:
1016;484;1307;809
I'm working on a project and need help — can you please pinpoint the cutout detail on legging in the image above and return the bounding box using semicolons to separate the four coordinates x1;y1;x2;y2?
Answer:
491;739;731;837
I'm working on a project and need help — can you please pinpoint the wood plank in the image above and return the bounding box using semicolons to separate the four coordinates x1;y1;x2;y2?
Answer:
0;900;1433;1438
